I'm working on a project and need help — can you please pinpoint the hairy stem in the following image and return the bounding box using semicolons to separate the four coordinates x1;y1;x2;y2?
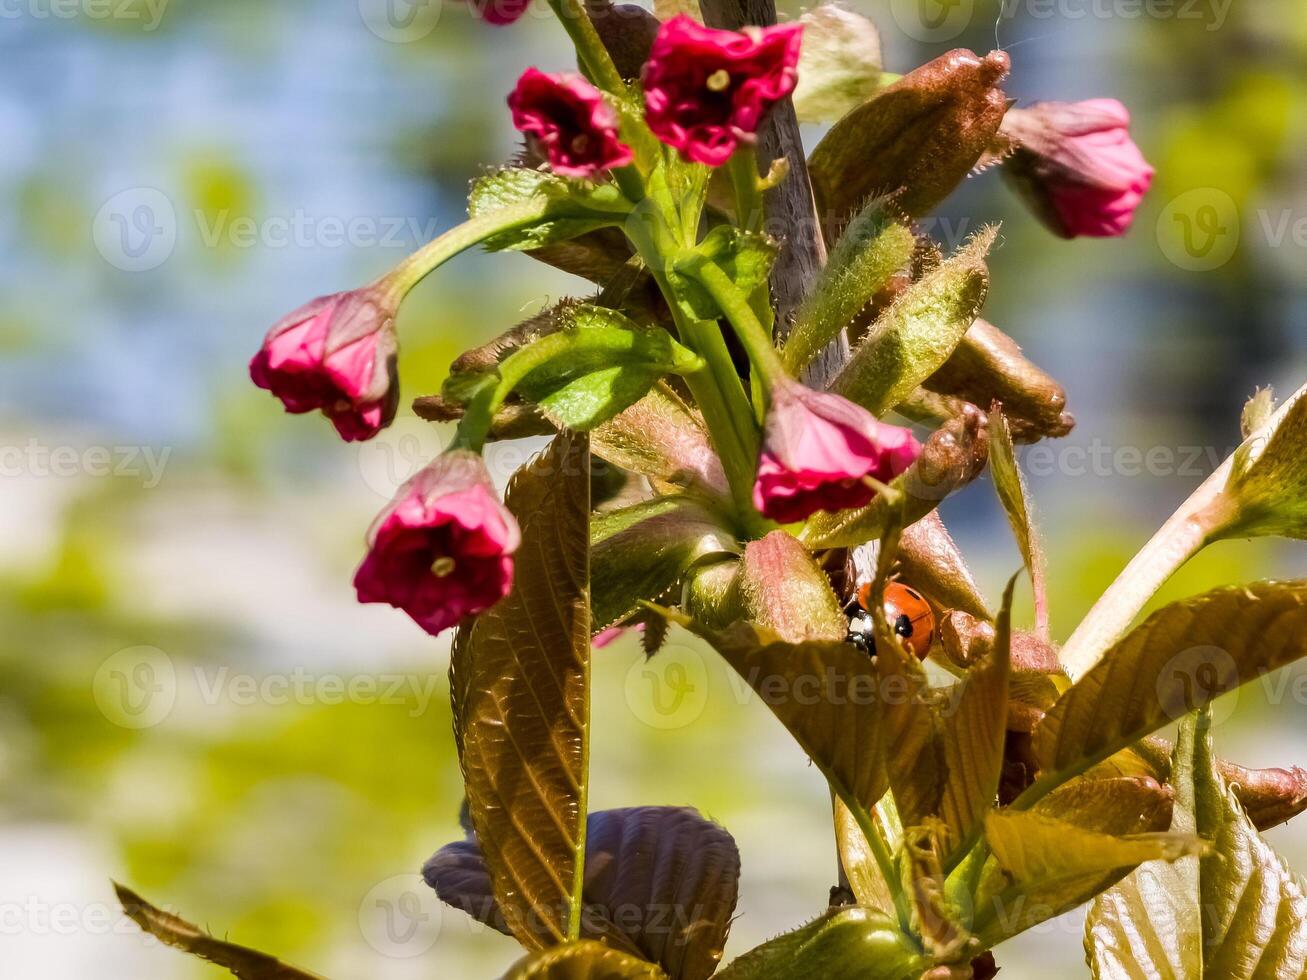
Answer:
546;0;625;95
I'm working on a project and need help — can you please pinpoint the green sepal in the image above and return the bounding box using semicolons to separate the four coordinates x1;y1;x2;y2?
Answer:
469;168;633;253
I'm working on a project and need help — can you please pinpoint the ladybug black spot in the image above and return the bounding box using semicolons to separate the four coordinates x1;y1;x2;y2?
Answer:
895;614;913;637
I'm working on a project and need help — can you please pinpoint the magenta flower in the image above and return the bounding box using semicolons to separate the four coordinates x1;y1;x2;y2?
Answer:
508;68;634;179
641;16;803;166
250;287;399;442
1002;98;1154;238
753;381;921;523
355;452;521;636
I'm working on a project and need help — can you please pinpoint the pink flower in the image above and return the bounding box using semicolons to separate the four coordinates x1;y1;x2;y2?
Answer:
641;16;803;166
467;0;531;25
753;381;921;523
355;452;521;636
508;68;634;179
250;286;399;442
1001;99;1154;238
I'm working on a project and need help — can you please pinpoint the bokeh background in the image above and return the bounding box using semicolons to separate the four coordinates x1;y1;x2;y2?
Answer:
1;0;1305;976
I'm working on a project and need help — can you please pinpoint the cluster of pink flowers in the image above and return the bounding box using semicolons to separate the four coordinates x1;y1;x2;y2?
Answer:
249;9;1155;639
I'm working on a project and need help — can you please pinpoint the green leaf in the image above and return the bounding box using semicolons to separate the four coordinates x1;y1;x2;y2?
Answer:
451;432;592;948
831;227;993;418
1031;581;1307;794
1086;712;1307;979
503;941;669;980
987;409;1049;636
513;307;704;431
114;883;325;979
972;811;1205;947
429;807;740;980
591;383;728;498
791;5;882;124
669;226;777;321
469;168;631;252
782;202;916;377
1222;381;1307;540
834;799;899;915
591;495;738;632
713;907;927;980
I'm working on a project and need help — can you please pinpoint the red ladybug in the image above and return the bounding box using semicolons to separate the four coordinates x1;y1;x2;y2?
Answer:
846;582;936;660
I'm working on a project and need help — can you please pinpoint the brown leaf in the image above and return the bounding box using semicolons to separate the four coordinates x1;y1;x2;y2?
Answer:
808;48;1010;241
924;319;1073;442
1032;581;1307;794
452;432;592;948
114;883;325;980
897;511;990;622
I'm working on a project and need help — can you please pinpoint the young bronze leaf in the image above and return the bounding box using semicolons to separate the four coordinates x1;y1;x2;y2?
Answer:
1032;581;1307;792
897;511;991;622
833;800;897;915
1087;711;1307;979
1032;776;1174;839
712;907;928;980
668;616;890;822
831;227;993;420
503;941;668;980
591;384;728;498
936;576;1015;863
923;318;1074;442
591;495;738;632
114;883;325;980
452;432;592;948
731;531;846;643
972;812;1205;947
808;48;1010;238
427;807;740;980
1127;735;1307;832
987;408;1049;637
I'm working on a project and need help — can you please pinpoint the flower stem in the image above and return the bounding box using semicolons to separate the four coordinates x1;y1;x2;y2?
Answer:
546;0;625;96
1058;465;1239;682
677;256;788;394
388;201;559;296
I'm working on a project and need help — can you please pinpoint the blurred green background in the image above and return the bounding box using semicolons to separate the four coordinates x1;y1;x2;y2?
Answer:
1;0;1304;976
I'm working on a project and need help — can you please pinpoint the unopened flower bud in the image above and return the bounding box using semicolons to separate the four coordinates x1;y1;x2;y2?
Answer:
1000;99;1154;238
250;284;400;442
